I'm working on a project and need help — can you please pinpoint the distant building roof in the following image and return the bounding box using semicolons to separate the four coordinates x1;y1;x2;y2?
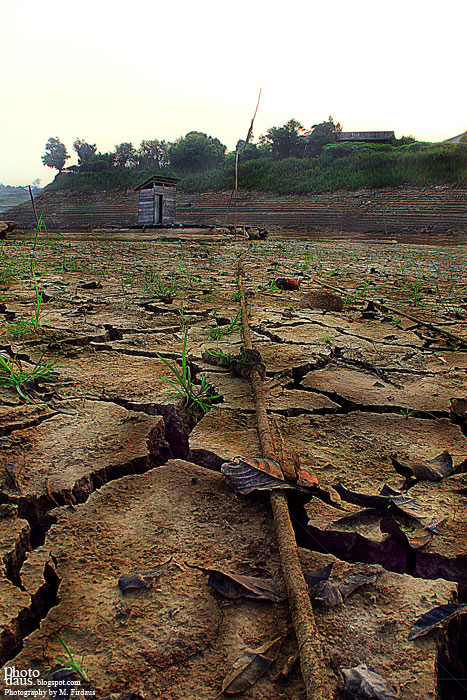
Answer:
134;175;180;191
337;131;395;143
442;132;466;144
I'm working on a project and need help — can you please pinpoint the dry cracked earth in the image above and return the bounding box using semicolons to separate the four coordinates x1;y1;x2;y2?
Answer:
0;229;466;700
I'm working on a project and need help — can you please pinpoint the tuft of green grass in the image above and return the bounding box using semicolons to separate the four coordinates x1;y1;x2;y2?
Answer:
345;279;371;304
404;282;425;305
8;270;45;339
143;270;180;300
205;347;232;366
207;311;242;340
0;352;58;402
157;331;222;415
49;632;90;682
263;279;280;291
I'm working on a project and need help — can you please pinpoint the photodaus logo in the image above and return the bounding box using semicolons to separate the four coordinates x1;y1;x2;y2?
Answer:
3;665;40;686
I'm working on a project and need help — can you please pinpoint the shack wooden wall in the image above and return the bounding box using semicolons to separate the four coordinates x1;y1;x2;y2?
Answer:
137;189;154;225
137;185;176;225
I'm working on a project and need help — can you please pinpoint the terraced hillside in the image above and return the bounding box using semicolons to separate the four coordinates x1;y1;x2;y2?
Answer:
2;184;467;234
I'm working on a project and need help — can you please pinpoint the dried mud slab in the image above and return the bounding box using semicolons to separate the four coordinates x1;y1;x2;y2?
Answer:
4;461;302;700
299;550;457;700
2;462;456;699
94;332;184;356
1;313;110;349
202;371;339;414
254;310;425;347
0;400;167;500
189;408;261;469
251;341;323;373
51;350;175;404
301;365;465;413
0;403;53;434
408;473;467;565
69;307;183;335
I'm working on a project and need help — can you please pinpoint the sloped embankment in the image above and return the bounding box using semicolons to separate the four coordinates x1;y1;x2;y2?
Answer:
1;185;467;233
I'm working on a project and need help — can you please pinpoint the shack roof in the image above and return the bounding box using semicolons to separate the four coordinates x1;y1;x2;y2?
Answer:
337;131;395;142
442;132;466;144
134;175;180;191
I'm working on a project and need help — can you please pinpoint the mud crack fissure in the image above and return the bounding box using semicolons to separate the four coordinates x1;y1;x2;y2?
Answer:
289;501;467;599
291;382;451;419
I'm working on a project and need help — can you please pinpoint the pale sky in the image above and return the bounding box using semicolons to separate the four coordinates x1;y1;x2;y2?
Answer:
2;0;466;186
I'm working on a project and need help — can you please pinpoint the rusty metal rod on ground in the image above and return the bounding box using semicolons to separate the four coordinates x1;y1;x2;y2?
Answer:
236;262;333;700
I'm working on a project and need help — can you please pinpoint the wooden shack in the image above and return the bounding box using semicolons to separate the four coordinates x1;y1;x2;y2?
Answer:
134;175;179;227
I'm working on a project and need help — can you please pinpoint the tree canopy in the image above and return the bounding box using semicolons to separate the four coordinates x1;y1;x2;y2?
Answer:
114;142;137;168
138;139;169;168
73;139;97;166
168;132;226;171
260;119;309;159
42;137;70;173
303;116;342;156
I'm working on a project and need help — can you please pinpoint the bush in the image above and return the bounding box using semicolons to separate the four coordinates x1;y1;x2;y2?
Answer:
44;142;467;196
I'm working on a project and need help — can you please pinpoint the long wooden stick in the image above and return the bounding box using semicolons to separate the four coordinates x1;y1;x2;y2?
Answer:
28;185;40;227
237;264;334;699
224;89;262;233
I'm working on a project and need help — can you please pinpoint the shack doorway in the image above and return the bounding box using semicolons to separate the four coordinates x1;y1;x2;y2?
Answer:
154;194;163;224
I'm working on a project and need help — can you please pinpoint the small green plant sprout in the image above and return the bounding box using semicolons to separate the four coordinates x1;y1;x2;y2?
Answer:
204;347;232;367
0;352;58;402
49;631;90;682
178;301;187;332
233;288;254;301
345;279;371;305
30;213;48;263
400;407;416;419
300;252;311;270
157;332;222;415
404;282;425;305
318;334;335;345
264;279;280;291
143;270;179;301
207;311;242;341
8;271;45;339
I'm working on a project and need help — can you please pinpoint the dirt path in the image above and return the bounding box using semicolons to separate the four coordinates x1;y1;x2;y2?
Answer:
0;232;466;699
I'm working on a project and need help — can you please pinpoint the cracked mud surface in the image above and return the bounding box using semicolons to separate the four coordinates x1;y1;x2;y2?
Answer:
1;232;466;699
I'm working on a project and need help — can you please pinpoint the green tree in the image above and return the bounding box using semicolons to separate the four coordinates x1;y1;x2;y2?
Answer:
304;116;342;156
392;135;416;146
41;137;70;173
459;131;467;144
82;152;116;172
235;140;263;161
114;142;137;168
169;132;226;171
137;139;169;168
260;119;308;159
73;138;97;166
